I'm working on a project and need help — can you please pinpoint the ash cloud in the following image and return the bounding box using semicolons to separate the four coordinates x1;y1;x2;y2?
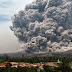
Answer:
10;0;72;53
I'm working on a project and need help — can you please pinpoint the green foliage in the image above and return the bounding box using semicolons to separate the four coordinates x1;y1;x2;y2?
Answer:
58;70;62;72
43;65;56;72
58;62;71;72
0;59;5;63
11;68;17;72
0;56;72;72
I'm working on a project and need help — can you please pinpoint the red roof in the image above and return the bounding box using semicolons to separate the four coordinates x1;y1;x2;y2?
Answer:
4;61;10;64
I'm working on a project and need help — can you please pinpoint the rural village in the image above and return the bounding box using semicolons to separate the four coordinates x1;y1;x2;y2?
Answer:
0;60;60;69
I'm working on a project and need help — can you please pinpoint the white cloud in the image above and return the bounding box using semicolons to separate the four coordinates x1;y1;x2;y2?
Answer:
0;0;34;22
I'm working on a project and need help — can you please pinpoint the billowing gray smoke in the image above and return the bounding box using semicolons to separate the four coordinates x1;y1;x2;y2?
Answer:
10;0;72;53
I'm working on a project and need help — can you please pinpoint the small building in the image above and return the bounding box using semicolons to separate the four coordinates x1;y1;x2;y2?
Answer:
57;59;61;64
4;61;12;67
11;64;18;68
0;63;5;67
10;62;18;65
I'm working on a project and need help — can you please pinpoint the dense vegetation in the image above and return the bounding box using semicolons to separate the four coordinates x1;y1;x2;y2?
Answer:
0;54;72;63
0;55;72;72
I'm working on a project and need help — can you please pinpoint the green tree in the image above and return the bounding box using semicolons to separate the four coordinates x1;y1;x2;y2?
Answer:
11;67;17;72
5;63;12;72
58;59;71;72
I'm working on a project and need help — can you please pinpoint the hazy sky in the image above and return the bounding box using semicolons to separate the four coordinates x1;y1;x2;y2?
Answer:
0;0;34;54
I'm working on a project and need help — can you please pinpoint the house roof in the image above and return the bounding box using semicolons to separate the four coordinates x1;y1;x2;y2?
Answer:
4;61;10;64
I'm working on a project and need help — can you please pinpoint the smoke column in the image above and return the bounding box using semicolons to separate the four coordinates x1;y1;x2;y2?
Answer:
10;0;72;53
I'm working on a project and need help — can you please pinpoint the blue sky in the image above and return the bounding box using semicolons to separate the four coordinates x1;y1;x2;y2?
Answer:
0;0;34;53
0;0;34;22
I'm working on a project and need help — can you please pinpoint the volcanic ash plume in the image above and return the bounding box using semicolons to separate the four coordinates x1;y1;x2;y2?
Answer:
10;0;72;53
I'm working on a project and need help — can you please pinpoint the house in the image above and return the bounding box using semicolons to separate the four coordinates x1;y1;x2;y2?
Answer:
10;62;18;65
0;61;12;68
57;59;61;64
0;61;59;68
40;62;45;66
11;64;18;68
0;63;5;67
44;62;58;67
24;64;30;67
4;61;12;67
31;64;39;67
